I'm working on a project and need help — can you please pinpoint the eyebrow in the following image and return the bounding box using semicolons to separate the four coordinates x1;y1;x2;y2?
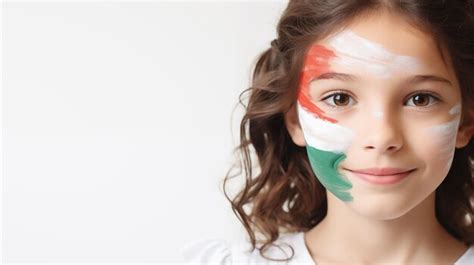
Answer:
312;72;453;86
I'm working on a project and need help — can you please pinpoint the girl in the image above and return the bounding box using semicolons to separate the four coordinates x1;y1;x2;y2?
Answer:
182;0;474;264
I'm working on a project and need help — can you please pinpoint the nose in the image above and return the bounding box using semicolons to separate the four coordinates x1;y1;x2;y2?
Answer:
362;110;404;154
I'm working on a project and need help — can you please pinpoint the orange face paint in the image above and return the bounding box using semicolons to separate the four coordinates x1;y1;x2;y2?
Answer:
298;44;338;123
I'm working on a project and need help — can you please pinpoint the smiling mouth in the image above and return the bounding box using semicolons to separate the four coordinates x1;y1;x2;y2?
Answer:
345;168;416;185
346;167;417;176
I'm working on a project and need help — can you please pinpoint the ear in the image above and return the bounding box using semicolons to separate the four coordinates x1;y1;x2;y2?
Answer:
455;105;474;148
284;104;306;147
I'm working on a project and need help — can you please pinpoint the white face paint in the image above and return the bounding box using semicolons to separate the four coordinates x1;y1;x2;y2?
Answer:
449;104;461;115
297;102;356;153
424;104;462;170
373;111;384;118
327;30;424;78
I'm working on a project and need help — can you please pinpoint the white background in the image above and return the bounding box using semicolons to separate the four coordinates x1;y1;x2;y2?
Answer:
1;1;288;263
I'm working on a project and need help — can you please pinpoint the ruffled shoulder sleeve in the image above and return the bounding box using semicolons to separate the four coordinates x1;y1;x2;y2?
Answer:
181;237;232;265
181;233;310;265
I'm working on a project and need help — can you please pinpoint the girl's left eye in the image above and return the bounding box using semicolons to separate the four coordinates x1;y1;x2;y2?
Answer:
405;92;440;107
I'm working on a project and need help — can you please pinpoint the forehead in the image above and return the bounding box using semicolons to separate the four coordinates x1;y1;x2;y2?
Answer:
310;10;455;81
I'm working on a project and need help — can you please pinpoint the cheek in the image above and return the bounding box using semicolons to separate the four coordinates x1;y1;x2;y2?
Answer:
297;103;357;202
297;103;356;153
420;118;460;173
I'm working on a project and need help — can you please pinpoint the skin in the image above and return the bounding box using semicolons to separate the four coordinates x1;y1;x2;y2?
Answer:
284;9;474;265
297;44;356;202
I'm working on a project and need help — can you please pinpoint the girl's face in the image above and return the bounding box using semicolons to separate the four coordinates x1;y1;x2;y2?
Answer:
294;11;469;219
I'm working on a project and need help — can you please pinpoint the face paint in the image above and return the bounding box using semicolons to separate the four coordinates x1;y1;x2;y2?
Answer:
297;30;428;202
449;104;461;115
373;111;384;118
298;45;338;123
297;103;355;201
297;44;355;202
424;104;462;172
327;30;424;78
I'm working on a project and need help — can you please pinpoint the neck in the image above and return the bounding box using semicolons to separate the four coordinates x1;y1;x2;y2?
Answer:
305;191;464;263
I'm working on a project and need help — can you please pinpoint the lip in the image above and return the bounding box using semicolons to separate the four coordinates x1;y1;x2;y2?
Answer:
346;167;416;185
349;167;415;176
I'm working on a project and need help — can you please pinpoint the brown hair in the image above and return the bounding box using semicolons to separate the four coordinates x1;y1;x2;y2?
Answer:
223;0;474;262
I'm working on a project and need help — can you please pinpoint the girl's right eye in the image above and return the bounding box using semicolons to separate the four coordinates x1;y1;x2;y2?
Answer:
321;91;356;108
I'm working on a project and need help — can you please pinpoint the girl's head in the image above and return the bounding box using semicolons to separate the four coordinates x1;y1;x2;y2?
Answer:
224;0;474;261
288;8;471;216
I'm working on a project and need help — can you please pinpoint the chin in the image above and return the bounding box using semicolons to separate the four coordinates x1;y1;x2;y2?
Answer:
345;193;417;221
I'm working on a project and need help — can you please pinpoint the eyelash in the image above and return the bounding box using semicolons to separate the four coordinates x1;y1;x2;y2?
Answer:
320;90;441;109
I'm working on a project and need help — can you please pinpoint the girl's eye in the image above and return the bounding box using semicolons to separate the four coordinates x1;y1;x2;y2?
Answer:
405;92;440;107
321;92;355;108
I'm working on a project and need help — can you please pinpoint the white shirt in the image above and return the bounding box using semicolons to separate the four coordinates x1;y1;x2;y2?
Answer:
181;231;474;265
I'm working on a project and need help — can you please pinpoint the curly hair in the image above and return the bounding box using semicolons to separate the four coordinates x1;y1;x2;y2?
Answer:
222;0;474;262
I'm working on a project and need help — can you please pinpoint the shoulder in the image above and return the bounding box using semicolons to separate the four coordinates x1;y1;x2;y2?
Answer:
181;237;232;264
455;245;474;265
181;232;315;265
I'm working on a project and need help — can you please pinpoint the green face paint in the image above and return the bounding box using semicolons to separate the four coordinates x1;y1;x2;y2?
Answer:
306;146;353;201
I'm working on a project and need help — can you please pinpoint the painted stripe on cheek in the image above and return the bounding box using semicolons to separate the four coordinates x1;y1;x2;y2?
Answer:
297;102;355;202
297;103;355;153
296;43;357;202
425;104;462;161
449;104;461;115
